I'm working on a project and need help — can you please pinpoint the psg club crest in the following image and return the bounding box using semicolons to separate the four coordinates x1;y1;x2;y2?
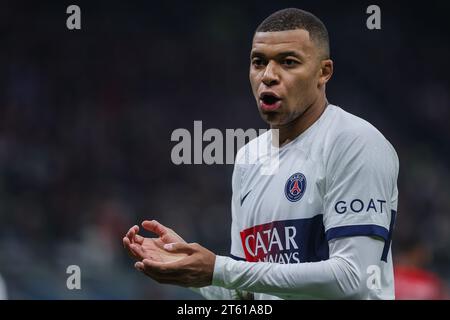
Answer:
284;173;307;202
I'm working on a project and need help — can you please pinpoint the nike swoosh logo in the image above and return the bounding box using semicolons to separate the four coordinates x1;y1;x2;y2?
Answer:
240;190;252;206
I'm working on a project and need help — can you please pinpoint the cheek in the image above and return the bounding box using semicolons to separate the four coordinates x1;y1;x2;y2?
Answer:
283;78;317;111
285;79;306;101
288;73;316;97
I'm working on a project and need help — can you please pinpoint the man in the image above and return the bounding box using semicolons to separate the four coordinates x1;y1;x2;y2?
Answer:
123;8;399;299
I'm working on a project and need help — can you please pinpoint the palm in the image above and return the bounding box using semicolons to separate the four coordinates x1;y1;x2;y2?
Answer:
139;237;186;263
123;220;188;264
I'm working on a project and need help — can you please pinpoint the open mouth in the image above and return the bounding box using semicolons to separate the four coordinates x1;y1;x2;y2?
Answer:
259;93;282;111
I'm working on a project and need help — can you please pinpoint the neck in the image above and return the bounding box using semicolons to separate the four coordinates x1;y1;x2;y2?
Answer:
272;95;328;147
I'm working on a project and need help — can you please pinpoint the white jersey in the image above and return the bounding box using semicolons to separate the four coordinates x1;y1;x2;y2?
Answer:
204;104;399;300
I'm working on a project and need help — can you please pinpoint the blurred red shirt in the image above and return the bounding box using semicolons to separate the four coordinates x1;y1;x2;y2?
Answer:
395;265;449;300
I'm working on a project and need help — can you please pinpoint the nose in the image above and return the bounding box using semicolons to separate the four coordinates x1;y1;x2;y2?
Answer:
262;61;280;87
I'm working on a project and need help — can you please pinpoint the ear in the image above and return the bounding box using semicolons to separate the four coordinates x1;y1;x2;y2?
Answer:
318;59;333;88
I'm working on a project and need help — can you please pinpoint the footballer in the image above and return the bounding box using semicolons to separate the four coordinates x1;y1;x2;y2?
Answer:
123;8;399;299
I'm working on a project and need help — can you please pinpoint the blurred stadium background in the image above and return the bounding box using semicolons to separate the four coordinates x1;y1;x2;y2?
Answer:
0;0;449;299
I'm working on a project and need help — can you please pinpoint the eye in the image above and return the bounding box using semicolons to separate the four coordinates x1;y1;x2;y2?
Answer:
282;59;299;67
252;58;265;68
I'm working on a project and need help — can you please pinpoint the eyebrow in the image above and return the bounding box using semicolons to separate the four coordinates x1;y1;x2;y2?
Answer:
250;50;304;60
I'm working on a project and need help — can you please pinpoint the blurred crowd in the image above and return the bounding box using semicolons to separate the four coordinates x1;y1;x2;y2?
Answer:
0;1;449;299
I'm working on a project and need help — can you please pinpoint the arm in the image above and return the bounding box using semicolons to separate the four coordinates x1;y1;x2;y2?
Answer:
213;236;384;299
137;235;386;299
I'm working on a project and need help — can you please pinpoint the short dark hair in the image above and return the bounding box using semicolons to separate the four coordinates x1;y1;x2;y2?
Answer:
255;8;330;59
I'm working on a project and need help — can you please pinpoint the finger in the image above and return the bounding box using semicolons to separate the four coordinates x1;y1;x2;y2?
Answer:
163;242;196;255
123;237;141;260
126;226;134;238
142;220;168;237
123;237;129;249
123;237;134;252
132;225;139;239
133;234;145;245
135;261;144;271
123;237;133;251
129;244;146;259
126;225;139;242
142;258;183;275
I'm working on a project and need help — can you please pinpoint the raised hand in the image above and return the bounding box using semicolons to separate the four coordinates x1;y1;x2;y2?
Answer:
123;220;187;264
134;242;216;288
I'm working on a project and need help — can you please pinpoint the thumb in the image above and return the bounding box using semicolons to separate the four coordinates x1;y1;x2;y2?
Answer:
163;242;196;254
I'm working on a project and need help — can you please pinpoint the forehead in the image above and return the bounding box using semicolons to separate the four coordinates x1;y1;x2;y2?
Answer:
251;29;315;57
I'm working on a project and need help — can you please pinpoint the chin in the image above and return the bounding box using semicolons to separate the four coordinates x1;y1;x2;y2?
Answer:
260;111;285;127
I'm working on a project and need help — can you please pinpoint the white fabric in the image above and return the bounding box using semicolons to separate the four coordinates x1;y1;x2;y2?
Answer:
197;104;399;299
213;236;391;299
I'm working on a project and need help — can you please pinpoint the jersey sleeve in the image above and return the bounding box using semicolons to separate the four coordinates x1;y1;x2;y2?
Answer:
212;236;389;299
323;126;399;260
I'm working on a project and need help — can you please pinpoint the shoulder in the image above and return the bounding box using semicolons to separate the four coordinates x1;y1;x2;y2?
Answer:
323;105;399;169
325;105;398;156
326;105;389;145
